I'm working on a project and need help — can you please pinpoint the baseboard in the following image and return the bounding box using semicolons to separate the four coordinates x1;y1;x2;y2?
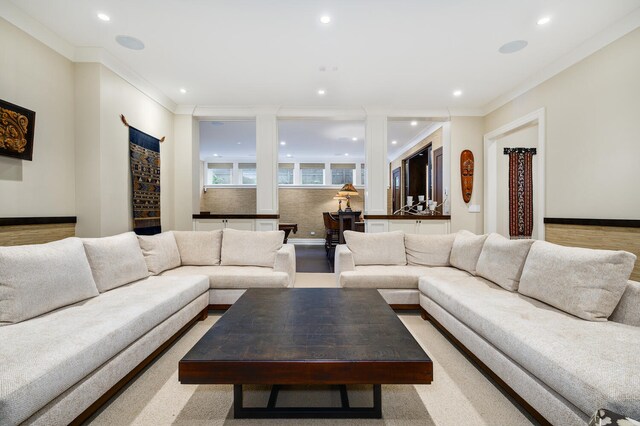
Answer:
288;238;325;245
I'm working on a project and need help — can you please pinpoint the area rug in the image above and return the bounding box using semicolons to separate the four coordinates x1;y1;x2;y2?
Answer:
87;313;534;425
129;127;161;235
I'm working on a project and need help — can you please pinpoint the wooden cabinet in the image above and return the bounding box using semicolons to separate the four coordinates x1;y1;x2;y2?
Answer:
386;219;450;235
193;218;255;231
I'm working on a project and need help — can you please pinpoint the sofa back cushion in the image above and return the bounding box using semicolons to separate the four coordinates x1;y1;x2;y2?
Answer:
475;233;534;291
518;241;636;321
449;230;488;275
405;233;455;267
82;232;149;292
221;229;284;267
610;280;640;327
0;238;99;324
343;230;406;266
137;232;181;275
173;230;222;266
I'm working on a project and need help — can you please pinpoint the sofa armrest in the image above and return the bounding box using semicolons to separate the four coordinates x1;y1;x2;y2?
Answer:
335;244;356;285
274;244;296;287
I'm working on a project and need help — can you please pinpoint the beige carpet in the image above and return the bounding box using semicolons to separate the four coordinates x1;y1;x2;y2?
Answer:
87;308;535;425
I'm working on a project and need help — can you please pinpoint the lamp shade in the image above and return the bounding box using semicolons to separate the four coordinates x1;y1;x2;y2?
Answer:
333;195;347;200
338;183;358;196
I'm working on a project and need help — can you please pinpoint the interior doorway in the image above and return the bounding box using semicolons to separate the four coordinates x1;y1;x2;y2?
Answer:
484;108;546;240
433;147;443;214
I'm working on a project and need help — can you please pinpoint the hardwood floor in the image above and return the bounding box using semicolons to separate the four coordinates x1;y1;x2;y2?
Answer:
295;245;333;273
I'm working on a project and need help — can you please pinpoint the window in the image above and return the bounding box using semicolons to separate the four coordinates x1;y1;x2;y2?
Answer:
278;163;294;184
207;163;232;185
300;163;325;185
239;163;256;185
331;163;355;185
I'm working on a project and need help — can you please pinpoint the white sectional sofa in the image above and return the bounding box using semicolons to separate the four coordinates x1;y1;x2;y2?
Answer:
0;228;295;426
335;230;640;425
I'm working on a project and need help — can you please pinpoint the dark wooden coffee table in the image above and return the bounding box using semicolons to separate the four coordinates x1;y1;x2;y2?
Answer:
179;288;432;419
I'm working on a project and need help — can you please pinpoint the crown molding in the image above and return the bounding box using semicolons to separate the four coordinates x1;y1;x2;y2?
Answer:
75;47;177;113
0;0;75;59
482;6;640;115
1;1;176;113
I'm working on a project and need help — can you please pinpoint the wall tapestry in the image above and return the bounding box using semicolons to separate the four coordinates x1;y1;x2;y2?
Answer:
129;127;161;235
505;147;536;239
0;98;36;161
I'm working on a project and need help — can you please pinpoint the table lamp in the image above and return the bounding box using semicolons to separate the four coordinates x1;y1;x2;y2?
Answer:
333;194;347;212
338;183;359;212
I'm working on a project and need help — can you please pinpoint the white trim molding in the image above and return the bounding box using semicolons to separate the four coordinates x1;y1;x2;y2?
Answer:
484;108;546;240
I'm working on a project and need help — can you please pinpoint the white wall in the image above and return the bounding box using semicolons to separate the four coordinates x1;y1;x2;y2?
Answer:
449;116;484;233
0;18;76;217
174;114;199;231
485;27;640;220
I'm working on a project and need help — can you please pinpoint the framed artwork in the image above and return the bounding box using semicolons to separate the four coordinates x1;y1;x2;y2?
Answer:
0;98;36;161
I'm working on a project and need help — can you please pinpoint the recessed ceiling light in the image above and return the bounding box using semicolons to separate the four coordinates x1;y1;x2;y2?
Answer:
344;153;349;156
391;140;398;145
499;40;528;54
280;141;286;145
179;88;187;94
115;35;145;50
410;121;417;126
320;15;331;24
352;137;357;141
537;16;551;26
97;12;110;22
286;154;292;158
453;90;463;97
213;154;219;157
237;142;242;145
318;89;326;95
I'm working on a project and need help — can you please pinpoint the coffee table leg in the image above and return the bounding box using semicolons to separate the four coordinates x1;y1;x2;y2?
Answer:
233;384;382;419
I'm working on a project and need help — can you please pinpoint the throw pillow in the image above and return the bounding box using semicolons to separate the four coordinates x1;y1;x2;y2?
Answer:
405;233;455;267
137;232;181;275
518;241;636;321
343;230;407;266
220;228;284;267
173;230;222;266
82;232;149;292
475;233;534;291
0;238;99;324
449;230;488;275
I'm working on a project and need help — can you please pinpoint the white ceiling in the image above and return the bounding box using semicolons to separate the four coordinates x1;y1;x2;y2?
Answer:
200;119;437;162
8;0;640;111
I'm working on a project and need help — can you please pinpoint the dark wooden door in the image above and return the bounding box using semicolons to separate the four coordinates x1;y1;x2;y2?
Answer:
433;147;443;213
392;167;401;212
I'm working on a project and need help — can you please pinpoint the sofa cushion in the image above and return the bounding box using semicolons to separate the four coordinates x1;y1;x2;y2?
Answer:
82;232;149;292
173;230;222;266
518;241;636;321
0;238;99;325
340;265;470;289
449;230;488;275
610;280;640;327
161;265;289;288
0;275;208;425
221;229;284;267
343;230;407;266
419;274;640;419
405;233;455;267
475;233;534;291
137;232;181;275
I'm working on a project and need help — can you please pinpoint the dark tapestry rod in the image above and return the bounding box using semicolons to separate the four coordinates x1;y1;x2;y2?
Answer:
120;114;165;142
503;147;536;155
